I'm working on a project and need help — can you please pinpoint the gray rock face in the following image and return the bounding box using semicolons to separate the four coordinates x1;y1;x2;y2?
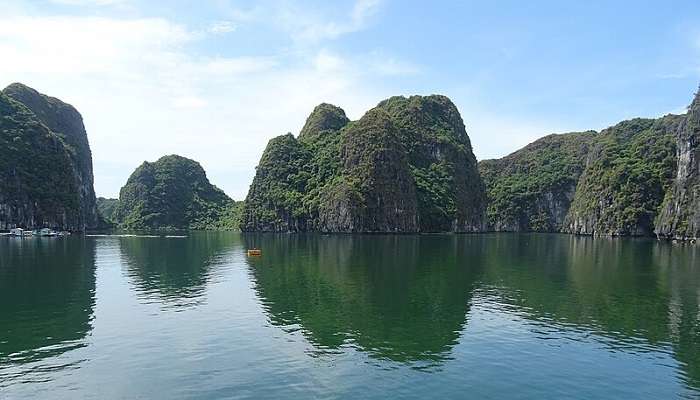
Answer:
241;133;312;232
241;95;486;233
656;90;700;240
375;95;486;232
563;116;681;237
317;109;419;232
0;90;82;230
299;103;350;141
479;132;596;232
3;83;99;230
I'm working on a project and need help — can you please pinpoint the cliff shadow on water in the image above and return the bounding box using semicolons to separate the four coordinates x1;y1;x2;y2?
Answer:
242;234;485;366
0;237;97;384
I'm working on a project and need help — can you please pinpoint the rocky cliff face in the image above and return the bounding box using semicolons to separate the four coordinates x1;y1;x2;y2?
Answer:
246;86;700;238
96;197;119;225
656;90;700;240
114;155;235;230
375;96;485;231
479;94;696;237
0;94;79;230
564;117;682;236
317;109;419;232
241;134;312;232
3;83;99;229
298;103;350;141
0;84;99;231
241;95;486;232
479;132;596;232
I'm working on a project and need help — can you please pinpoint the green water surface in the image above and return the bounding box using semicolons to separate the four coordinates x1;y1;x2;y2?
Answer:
0;233;698;399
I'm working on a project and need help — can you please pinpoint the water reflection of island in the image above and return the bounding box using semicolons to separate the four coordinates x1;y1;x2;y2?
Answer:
0;238;96;369
244;234;483;365
245;233;699;390
118;233;237;308
479;234;700;391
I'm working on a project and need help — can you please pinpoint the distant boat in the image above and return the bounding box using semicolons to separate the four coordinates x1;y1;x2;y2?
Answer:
34;228;56;237
247;249;262;256
9;228;25;237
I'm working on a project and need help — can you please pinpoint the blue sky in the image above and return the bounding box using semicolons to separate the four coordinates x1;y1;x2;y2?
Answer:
2;0;699;199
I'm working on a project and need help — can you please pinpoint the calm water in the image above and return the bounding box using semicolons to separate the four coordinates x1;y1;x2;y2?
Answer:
1;233;699;399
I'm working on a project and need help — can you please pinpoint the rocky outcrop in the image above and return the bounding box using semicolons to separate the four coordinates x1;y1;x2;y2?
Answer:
240;134;311;232
241;95;486;232
376;95;486;231
114;155;235;230
3;83;99;229
479;132;596;232
96;197;119;225
317;109;418;232
0;83;100;231
479;89;700;238
298;103;350;141
564;116;682;236
656;90;700;240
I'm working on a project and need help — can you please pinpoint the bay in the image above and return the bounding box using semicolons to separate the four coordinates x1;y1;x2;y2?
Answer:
0;233;698;399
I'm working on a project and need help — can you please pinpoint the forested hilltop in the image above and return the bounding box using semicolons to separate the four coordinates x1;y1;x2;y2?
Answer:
113;155;241;231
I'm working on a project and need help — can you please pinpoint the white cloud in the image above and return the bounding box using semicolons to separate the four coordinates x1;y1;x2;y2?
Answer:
313;50;344;72
207;20;237;34
172;96;208;109
290;0;383;43
0;14;391;199
220;0;385;45
368;53;421;76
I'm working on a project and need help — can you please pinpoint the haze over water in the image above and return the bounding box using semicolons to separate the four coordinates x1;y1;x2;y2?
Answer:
1;233;699;399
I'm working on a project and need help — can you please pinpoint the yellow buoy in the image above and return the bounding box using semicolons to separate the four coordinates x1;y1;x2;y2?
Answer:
247;249;262;256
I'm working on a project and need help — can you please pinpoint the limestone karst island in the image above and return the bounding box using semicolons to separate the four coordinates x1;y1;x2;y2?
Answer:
2;83;699;239
2;2;700;399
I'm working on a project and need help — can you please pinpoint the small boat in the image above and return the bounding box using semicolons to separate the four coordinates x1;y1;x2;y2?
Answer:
9;228;25;237
34;228;58;237
247;249;262;256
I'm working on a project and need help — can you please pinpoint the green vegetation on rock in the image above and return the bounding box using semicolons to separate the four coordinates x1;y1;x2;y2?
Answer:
317;108;418;232
241;133;313;231
298;103;350;141
479;132;596;232
564;117;682;236
3;83;99;229
0;88;85;230
96;197;119;225
4;80;698;239
114;155;238;230
656;90;700;240
375;95;485;231
241;95;486;232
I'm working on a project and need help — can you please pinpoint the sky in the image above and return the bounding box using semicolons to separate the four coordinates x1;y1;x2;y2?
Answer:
2;0;700;199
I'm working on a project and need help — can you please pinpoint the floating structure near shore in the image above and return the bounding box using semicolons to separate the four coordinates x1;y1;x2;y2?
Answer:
6;228;70;237
247;249;262;256
84;234;187;238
